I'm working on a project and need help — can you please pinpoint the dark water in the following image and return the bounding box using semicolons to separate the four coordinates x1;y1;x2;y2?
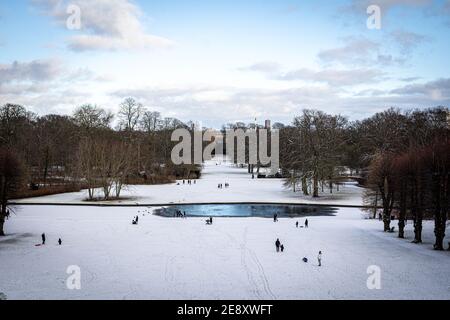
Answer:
154;204;337;218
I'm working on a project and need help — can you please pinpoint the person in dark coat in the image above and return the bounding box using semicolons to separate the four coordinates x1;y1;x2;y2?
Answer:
275;238;281;252
296;221;299;228
58;238;62;245
41;233;46;245
305;219;309;228
280;244;285;252
135;215;139;223
318;251;322;266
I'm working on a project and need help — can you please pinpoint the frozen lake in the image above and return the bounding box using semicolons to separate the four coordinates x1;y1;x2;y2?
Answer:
154;204;338;218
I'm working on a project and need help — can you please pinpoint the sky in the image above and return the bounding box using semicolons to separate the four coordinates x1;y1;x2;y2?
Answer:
0;0;449;128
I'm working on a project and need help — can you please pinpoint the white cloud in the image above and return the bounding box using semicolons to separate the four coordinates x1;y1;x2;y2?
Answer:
318;37;379;65
238;61;282;74
317;36;412;67
32;0;173;51
389;30;430;53
0;59;62;84
241;61;385;86
0;58;108;115
278;68;385;86
390;78;450;100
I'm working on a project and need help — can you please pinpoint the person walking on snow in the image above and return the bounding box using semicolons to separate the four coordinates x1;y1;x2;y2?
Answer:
41;233;46;245
305;219;309;228
275;239;281;252
280;244;285;252
58;238;62;246
296;221;299;228
318;251;322;266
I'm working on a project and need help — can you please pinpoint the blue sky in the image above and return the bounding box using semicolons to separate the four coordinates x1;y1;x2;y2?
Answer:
0;0;449;127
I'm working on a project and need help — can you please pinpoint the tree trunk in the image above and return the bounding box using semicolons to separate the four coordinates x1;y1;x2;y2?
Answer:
383;206;391;232
0;175;6;236
398;187;406;238
433;176;445;250
313;173;319;198
302;177;308;195
43;147;49;187
88;187;94;200
373;191;379;219
398;218;405;238
380;187;391;231
413;216;423;243
434;218;445;250
412;180;422;243
0;216;5;236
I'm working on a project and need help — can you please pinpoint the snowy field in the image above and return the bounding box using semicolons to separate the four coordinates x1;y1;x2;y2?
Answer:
0;205;449;300
2;157;449;300
13;158;364;206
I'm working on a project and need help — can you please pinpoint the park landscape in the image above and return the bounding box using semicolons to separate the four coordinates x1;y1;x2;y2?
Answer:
0;0;449;301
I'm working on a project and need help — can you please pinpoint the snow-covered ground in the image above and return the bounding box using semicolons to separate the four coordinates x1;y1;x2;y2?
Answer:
14;157;364;206
0;206;449;300
1;157;449;300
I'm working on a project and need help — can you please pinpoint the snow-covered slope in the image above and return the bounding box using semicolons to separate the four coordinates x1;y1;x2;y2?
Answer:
2;157;448;300
0;205;448;300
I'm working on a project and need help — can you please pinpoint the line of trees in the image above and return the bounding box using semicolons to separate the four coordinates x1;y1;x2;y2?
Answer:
0;99;201;234
277;107;448;250
367;139;449;249
1;101;448;245
224;107;448;249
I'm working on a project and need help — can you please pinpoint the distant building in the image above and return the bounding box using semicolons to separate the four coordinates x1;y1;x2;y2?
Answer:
265;120;271;129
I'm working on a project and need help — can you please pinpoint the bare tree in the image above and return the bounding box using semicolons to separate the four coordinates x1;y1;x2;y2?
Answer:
73;104;113;134
0;150;23;236
118;98;144;132
140;111;161;132
366;152;396;232
283;110;347;198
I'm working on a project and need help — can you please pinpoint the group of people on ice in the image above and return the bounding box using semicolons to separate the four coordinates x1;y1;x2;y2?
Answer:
217;182;230;189
206;216;213;225
182;179;196;185
275;238;285;252
274;217;322;266
39;233;62;246
296;219;308;228
175;210;187;218
275;237;322;266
